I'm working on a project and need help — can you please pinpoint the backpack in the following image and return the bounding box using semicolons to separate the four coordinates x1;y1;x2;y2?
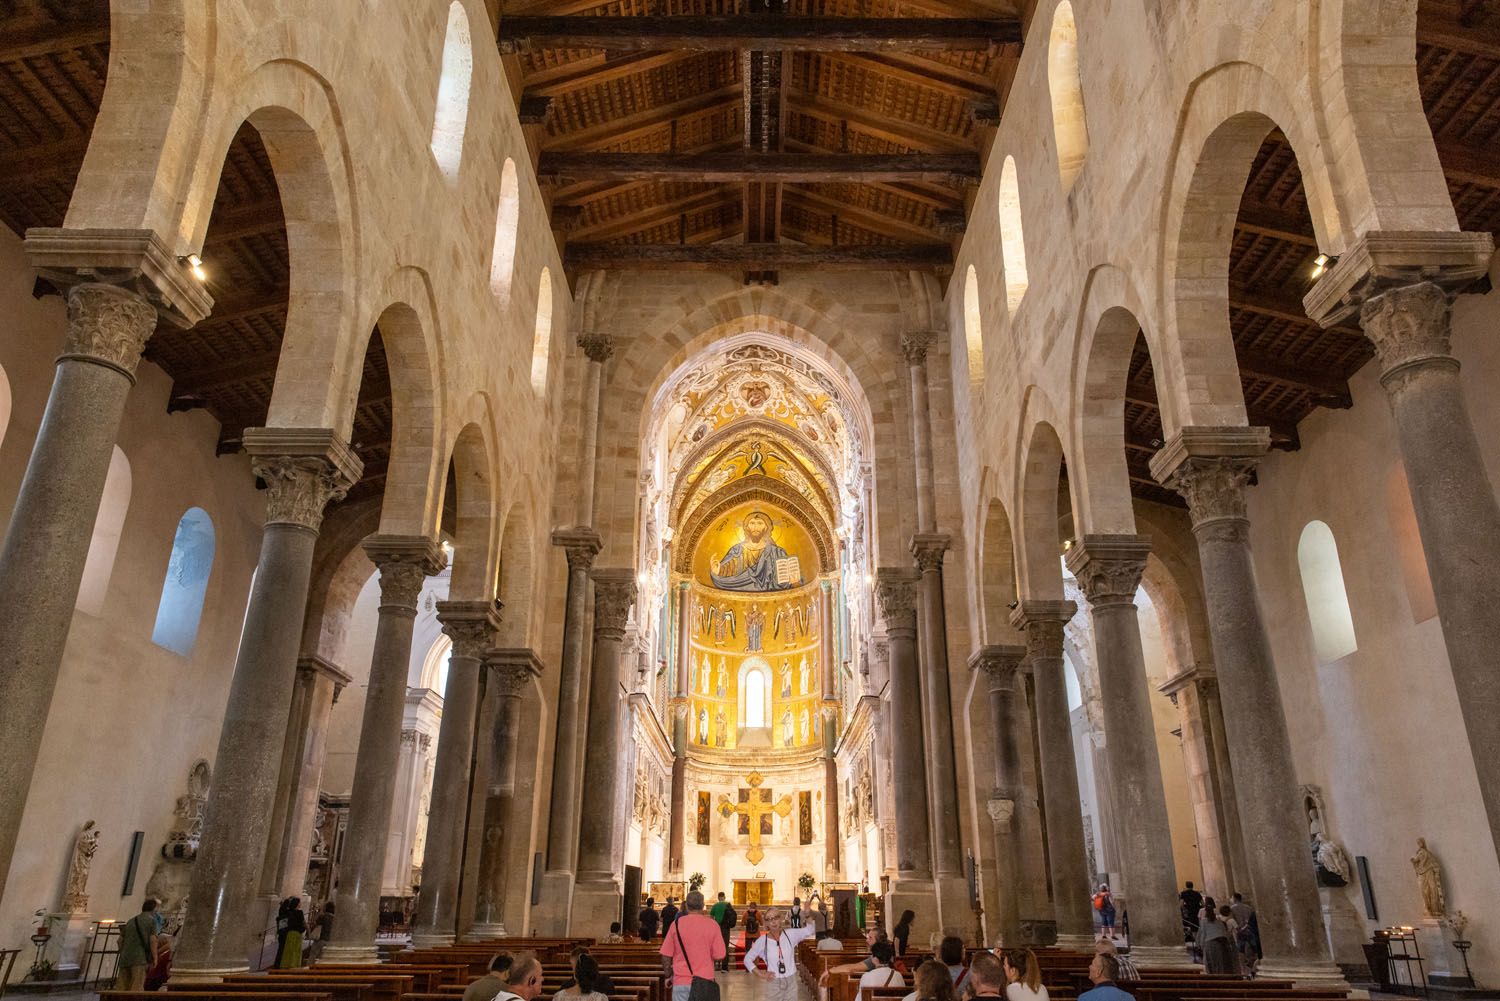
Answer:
1093;893;1107;911
722;904;738;929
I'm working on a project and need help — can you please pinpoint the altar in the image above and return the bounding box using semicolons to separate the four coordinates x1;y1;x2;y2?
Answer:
732;878;775;906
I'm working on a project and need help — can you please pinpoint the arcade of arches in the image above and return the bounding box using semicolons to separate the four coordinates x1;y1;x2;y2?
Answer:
1;0;1500;992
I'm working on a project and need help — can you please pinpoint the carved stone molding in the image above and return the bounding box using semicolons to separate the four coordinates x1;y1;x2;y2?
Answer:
24;226;215;328
900;329;936;367
968;644;1027;690
552;526;603;571
591;568;637;636
577;330;615;364
365;535;447;609
59;283;158;379
437;600;503;660
873;568;919;634
1064;535;1151;606
986;797;1016;827
1301;229;1492;329
910;532;950;572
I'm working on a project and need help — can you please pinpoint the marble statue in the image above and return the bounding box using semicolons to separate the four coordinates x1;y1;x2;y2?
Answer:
1312;831;1351;887
61;820;99;913
144;760;213;931
1411;837;1446;916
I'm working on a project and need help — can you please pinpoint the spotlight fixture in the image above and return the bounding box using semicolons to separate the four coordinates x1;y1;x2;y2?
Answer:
1061;538;1074;552
1310;253;1332;280
187;254;208;282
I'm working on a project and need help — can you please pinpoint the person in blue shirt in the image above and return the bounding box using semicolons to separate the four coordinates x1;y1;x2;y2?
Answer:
1078;954;1134;1001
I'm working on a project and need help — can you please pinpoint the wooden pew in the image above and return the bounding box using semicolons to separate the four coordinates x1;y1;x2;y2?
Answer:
166;985;370;1001
113;993;329;1001
220;972;414;1001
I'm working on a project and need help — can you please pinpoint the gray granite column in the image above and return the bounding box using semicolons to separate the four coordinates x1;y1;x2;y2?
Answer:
0;254;205;895
173;429;361;980
912;536;962;877
538;531;601;896
1064;536;1183;962
1305;234;1500;861
471;648;543;936
668;583;690;876
410;601;500;946
821;580;841;875
322;537;445;962
971;645;1028;947
1012;601;1094;947
875;569;936;921
1154;431;1345;985
271;656;350;897
570;570;636;932
1200;679;1249;890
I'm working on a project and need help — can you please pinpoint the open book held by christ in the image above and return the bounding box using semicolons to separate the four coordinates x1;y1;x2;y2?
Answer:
775;556;802;586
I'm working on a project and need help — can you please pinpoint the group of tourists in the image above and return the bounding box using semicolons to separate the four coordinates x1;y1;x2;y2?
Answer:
1178;882;1261;975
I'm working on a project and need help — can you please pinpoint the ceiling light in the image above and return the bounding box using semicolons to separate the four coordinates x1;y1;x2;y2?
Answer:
187;254;207;282
1310;253;1330;280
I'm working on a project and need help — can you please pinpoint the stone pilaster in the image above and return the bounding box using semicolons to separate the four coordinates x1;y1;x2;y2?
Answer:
322;537;445;962
174;430;360;980
0;227;213;896
470;648;543;937
574;331;613;527
570;569;636;933
900;330;939;532
970;645;1030;947
1157;667;1244;900
534;528;602;933
1064;536;1184;962
267;655;351;898
1153;428;1346;986
411;600;501;947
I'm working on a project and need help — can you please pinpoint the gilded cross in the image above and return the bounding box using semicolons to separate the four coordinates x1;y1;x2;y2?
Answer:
718;772;792;865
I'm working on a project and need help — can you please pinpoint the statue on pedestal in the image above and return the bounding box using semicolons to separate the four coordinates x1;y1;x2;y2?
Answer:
60;821;98;913
1411;837;1446;917
1312;831;1351;887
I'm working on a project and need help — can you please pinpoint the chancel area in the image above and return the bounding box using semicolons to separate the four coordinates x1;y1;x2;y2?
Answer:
2;0;1500;997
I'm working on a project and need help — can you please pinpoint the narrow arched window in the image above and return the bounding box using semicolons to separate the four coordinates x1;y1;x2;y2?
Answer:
963;264;985;381
430;1;474;181
1047;1;1089;191
1297;520;1358;662
0;362;11;456
744;669;766;727
997;156;1030;316
151;507;216;655
490;158;520;306
531;267;554;395
77;445;132;615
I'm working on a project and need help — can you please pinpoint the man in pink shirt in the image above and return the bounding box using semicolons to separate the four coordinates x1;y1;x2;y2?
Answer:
660;891;726;1001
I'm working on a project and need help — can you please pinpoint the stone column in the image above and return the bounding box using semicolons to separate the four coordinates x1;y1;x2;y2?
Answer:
1199;680;1249;889
536;528;602;929
571;570;637;932
574;331;612;527
971;645;1029;947
1305;233;1500;861
1063;536;1183;963
0;239;209;895
874;568;936;921
271;656;351;897
821;580;841;875
410;601;500;947
900;331;938;532
1011;601;1092;947
668;582;691;876
173;429;361;980
1158;669;1243;899
323;537;445;962
1153;430;1345;985
471;648;543;936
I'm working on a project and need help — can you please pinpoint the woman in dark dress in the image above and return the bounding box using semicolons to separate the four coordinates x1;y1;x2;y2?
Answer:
893;909;915;957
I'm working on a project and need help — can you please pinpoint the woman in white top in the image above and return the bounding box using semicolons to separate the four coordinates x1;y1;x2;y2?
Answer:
1001;949;1049;1001
858;941;906;995
744;908;818;1001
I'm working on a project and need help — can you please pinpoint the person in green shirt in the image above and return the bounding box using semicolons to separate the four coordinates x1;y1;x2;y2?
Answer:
709;892;728;924
116;899;159;991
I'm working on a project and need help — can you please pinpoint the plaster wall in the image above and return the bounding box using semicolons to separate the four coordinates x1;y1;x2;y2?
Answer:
0;230;266;948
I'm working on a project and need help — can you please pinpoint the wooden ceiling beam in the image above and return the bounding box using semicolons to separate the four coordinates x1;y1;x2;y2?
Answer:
562;241;952;269
1125;385;1301;447
1436;137;1500;188
499;15;1021;53
568;186;738;241
541;84;742;152
0;18;109;63
818;52;993;101
0;133;90;183
1232;346;1355;404
1228;281;1363;336
1234;203;1317;247
538;150;980;184
1417;1;1500;61
785;91;975;153
523;50;703;97
783;187;947;244
203;197;287;245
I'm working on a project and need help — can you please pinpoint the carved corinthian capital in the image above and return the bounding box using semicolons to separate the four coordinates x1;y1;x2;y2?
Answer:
1360;281;1455;380
591;569;637;636
874;568;919;634
1150;427;1270;533
62;284;158;378
484;647;544;698
552;527;603;571
577;330;615;364
1064;535;1150;606
365;536;446;610
899;330;936;367
253;456;350;531
910;532;950;572
437;600;503;660
969;644;1026;691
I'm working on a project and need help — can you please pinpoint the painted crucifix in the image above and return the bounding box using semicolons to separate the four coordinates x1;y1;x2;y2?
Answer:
717;772;793;865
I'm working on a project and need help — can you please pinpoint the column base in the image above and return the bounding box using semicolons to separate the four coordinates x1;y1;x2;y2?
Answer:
530;870;576;935
1016;918;1058;948
410;930;457;949
1124;943;1193;968
1055;933;1095;951
933;875;975;939
170;961;253;984
1256;957;1355;993
465;922;508;941
885;877;937;938
570;876;624;937
318;943;381;964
